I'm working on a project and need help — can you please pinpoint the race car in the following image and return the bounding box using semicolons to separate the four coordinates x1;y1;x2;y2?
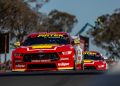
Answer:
83;51;108;70
11;32;82;71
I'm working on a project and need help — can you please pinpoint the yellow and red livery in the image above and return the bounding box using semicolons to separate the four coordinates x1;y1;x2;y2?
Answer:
83;51;108;70
11;32;77;71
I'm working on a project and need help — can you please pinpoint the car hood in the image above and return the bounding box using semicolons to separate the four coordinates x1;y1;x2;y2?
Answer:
14;44;73;53
84;60;105;64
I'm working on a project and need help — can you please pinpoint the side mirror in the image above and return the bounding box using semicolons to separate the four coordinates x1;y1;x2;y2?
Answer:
71;40;75;45
101;57;105;61
14;41;21;47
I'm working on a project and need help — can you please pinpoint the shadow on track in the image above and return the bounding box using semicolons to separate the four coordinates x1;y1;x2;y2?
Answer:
0;70;107;77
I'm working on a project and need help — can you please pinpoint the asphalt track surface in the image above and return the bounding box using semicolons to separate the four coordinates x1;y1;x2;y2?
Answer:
0;70;120;86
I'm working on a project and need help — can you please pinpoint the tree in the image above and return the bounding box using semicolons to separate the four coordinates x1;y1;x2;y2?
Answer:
0;0;49;42
47;10;78;32
23;0;49;12
88;8;120;59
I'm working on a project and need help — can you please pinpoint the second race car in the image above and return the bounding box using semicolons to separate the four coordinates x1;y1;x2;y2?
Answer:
83;51;108;70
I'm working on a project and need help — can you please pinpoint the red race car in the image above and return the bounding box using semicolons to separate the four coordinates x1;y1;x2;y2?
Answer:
11;32;81;71
83;51;108;70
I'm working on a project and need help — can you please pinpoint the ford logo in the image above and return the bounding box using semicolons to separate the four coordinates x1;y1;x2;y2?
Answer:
39;50;44;53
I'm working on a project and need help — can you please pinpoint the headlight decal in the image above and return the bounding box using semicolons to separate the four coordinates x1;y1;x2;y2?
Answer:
62;51;72;55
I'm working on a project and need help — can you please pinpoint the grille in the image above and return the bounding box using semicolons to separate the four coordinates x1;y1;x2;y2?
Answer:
27;64;57;69
23;53;59;62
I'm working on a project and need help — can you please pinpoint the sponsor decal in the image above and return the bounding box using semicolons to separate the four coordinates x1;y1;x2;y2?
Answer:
83;52;97;55
40;60;51;62
77;56;81;60
31;60;51;62
37;34;63;38
58;67;73;70
38;50;44;53
98;65;105;68
58;63;69;66
31;60;40;62
16;64;25;68
60;58;69;61
12;69;26;72
27;44;59;51
31;44;57;49
84;60;93;63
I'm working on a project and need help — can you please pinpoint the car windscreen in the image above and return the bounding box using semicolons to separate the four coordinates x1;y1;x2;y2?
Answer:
22;34;70;46
83;54;102;60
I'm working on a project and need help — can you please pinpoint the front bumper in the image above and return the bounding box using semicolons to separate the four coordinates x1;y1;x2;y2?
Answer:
84;63;106;70
12;62;74;72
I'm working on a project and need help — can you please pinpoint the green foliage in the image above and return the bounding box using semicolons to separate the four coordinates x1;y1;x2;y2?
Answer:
89;8;120;59
48;10;78;32
0;0;49;43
